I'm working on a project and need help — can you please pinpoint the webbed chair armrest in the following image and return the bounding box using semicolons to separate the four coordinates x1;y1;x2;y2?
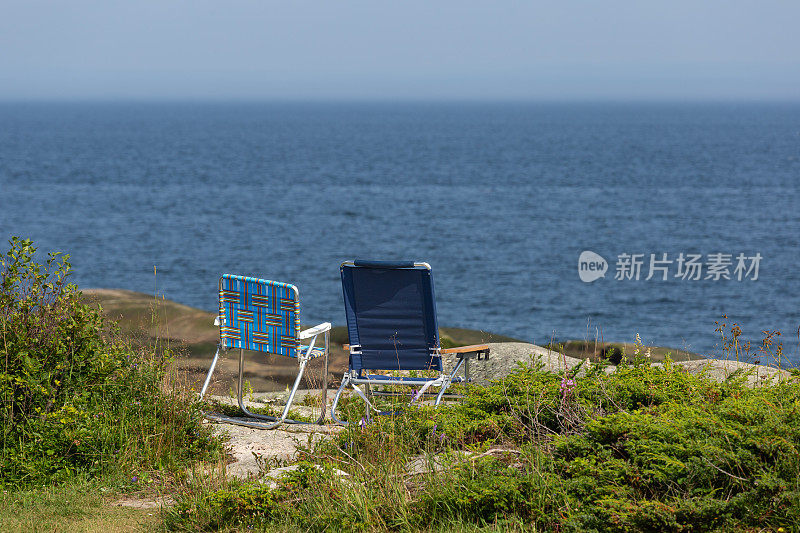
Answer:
299;322;332;339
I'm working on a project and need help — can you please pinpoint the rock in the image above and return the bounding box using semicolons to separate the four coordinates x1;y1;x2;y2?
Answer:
404;451;473;476
207;394;273;410
261;463;349;488
674;359;791;386
442;342;584;386
206;391;326;420
115;495;176;509
206;420;340;479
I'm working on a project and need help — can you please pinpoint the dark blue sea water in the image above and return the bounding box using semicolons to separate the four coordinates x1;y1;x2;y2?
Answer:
1;102;799;361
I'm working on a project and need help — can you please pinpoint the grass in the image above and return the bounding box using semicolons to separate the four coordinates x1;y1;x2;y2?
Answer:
0;480;159;533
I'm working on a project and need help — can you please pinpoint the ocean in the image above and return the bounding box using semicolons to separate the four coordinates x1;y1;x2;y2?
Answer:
1;102;798;360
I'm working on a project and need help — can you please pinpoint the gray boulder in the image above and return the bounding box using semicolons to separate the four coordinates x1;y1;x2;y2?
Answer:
673;359;790;386
442;342;583;386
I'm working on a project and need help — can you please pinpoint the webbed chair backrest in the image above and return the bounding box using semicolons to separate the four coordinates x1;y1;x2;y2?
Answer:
340;260;441;372
218;274;300;357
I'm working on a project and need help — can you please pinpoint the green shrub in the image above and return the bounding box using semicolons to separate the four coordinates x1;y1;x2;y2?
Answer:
550;384;800;531
0;237;220;487
166;462;328;531
165;342;800;532
418;455;562;527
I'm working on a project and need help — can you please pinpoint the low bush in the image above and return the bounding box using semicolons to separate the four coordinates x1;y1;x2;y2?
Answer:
0;237;221;488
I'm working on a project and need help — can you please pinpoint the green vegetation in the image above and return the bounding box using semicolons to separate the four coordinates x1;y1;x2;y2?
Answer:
4;237;798;532
0;238;220;503
0;480;159;532
167;357;799;532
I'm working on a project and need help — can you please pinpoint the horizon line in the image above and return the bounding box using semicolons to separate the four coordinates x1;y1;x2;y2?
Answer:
2;97;800;105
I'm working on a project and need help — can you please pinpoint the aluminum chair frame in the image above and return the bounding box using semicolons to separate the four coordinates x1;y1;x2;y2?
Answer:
200;275;330;430
330;260;489;425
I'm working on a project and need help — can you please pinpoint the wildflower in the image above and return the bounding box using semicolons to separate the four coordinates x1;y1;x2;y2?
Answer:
560;376;576;397
359;417;366;430
131;475;139;483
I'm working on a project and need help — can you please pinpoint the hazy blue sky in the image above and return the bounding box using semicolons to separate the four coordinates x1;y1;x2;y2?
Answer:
1;0;798;100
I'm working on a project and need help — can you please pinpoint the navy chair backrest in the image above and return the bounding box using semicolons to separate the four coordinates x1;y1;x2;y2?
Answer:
340;261;441;372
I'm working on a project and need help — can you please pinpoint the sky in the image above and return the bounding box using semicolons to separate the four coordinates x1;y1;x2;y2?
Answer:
1;0;799;101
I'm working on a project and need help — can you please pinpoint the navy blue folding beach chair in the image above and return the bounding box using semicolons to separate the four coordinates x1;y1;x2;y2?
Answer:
330;261;489;425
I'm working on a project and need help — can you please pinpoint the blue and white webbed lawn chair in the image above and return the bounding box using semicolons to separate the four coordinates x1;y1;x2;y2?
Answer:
200;274;331;430
330;260;489;425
